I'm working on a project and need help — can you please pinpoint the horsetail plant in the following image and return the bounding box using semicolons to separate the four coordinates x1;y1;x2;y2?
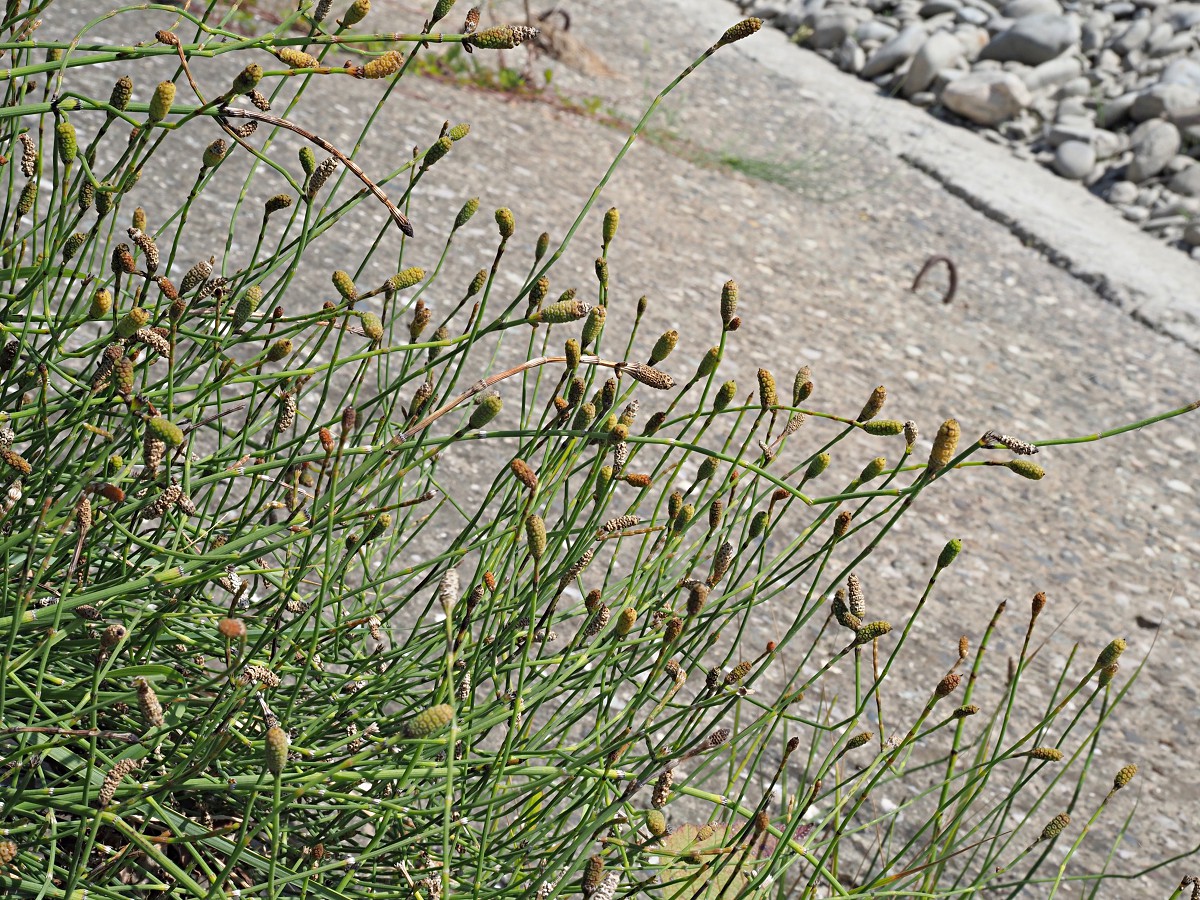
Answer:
0;3;1194;899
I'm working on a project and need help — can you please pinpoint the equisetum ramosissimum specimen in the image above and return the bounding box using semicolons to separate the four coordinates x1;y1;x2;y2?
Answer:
0;4;1189;898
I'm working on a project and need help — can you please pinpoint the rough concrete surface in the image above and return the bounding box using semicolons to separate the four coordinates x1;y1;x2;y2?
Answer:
43;0;1200;893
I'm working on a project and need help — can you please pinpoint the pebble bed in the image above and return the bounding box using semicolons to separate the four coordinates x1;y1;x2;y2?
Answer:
736;0;1200;259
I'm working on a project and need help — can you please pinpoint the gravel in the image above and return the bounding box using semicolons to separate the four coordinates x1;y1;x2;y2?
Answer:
742;0;1200;258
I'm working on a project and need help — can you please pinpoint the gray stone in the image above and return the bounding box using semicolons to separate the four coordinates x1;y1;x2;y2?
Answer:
1111;18;1152;55
1031;95;1060;122
1183;221;1200;245
1103;1;1136;17
1053;140;1097;178
1057;96;1091;119
941;69;1034;123
1048;116;1096;146
955;24;991;59
920;0;961;14
957;6;990;24
771;0;808;32
856;20;898;42
1144;22;1175;55
1166;5;1200;29
1160;195;1200;215
924;11;962;30
1056;76;1092;98
903;31;966;95
1001;0;1060;15
1167;164;1200;196
808;11;858;49
1151;192;1181;216
978;14;1081;65
1021;54;1083;91
910;89;939;106
1095;48;1124;76
1128;119;1182;181
1129;82;1200;122
1165;154;1194;174
1094;129;1129;159
1142;214;1188;231
862;24;928;77
1149;33;1195;58
836;37;867;73
934;67;968;92
1001;114;1039;139
1172;105;1200;131
1081;22;1106;53
1122;204;1151;221
986;14;1015;34
1096;91;1138;128
1088;69;1118;92
1161;58;1200;90
1109;179;1140;203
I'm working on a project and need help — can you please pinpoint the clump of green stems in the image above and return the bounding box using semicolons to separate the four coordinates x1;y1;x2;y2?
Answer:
0;1;1196;898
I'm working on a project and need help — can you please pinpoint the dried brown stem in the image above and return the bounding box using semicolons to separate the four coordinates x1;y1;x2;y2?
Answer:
218;105;414;237
0;726;142;742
